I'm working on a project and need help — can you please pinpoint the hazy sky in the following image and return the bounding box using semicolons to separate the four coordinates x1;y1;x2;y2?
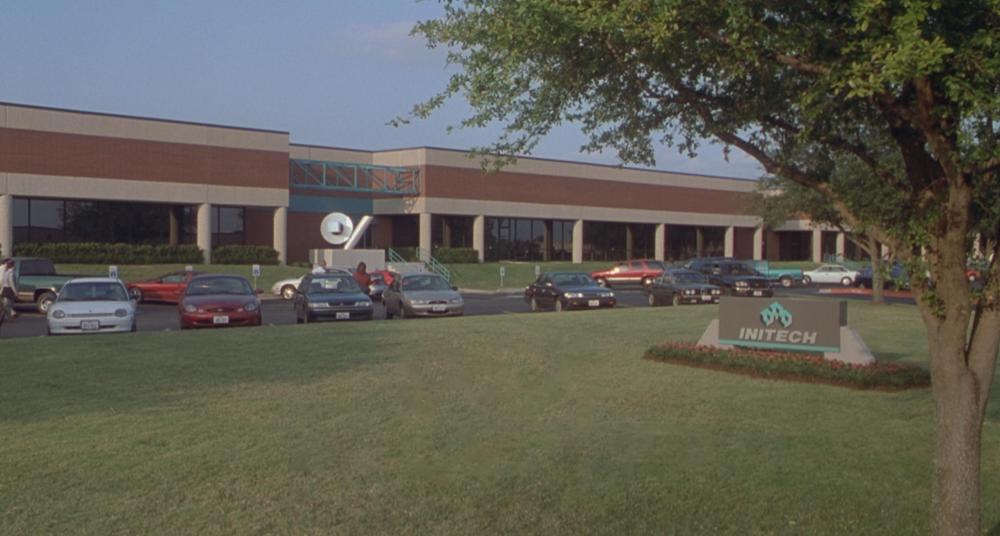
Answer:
0;0;763;179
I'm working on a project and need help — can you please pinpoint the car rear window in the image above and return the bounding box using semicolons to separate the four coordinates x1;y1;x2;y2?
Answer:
19;260;56;276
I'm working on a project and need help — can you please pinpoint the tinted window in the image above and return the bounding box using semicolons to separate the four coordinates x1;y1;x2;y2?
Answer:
186;277;253;296
58;282;128;302
402;275;451;291
674;272;708;284
551;273;595;287
162;273;186;284
628;261;643;270
307;276;362;294
19;260;56;276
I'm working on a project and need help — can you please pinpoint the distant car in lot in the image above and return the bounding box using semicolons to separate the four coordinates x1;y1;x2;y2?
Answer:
273;267;351;300
802;264;859;286
47;278;136;335
7;257;80;313
685;260;773;297
590;259;669;289
525;272;616;312
854;263;911;290
179;275;261;329
383;273;464;319
646;269;723;306
127;270;202;304
293;273;373;323
748;260;804;288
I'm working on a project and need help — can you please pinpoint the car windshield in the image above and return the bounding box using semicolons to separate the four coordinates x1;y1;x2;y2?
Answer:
551;273;596;287
673;272;707;284
402;275;451;291
58;282;128;302
186;277;253;296
308;276;362;294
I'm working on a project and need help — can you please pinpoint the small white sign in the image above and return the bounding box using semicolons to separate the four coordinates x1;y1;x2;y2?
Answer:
185;265;194;272
252;264;261;278
534;265;541;277
108;265;119;279
499;266;507;278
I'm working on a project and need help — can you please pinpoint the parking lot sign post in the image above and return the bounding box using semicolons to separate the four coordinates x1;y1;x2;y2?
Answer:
535;265;541;277
108;265;118;280
185;265;193;272
252;264;261;292
499;265;507;287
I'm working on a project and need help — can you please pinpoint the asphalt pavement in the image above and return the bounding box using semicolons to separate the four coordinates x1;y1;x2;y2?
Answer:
0;285;911;340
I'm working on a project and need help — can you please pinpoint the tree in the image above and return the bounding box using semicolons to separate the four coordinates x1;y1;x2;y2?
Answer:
408;2;1000;533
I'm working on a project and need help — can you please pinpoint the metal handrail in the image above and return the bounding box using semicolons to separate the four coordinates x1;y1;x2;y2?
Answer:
418;248;452;281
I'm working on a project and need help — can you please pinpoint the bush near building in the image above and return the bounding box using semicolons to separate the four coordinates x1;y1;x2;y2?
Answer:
432;247;479;264
13;242;203;264
211;245;280;265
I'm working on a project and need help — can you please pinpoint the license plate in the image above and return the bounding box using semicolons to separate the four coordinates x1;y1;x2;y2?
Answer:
701;295;712;301
213;315;229;325
431;305;447;312
80;320;100;331
753;291;763;297
588;299;600;307
335;312;350;320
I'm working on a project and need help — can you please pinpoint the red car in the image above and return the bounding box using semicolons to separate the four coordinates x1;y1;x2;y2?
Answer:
178;274;261;329
128;270;202;304
591;259;669;288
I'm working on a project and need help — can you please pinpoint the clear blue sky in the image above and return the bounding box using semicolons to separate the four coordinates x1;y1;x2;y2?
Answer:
0;0;762;179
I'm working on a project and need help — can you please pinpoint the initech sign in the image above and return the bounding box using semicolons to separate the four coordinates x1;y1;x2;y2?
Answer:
718;297;846;353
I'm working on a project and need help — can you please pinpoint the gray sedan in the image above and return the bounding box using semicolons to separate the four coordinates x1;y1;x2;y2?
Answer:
383;273;464;319
293;274;374;323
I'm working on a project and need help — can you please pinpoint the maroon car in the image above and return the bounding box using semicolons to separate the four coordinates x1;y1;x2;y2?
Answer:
590;259;668;289
178;274;261;329
128;270;202;304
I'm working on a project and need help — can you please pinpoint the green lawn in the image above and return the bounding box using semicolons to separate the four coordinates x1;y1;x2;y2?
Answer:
3;302;999;534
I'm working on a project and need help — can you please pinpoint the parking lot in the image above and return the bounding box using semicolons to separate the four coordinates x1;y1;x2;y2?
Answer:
0;285;912;339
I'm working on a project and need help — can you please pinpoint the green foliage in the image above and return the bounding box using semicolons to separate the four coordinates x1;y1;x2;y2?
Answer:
13;242;203;264
211;245;279;265
644;342;931;390
432;247;479;263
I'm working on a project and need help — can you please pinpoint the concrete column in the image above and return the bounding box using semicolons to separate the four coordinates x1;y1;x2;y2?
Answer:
572;219;584;264
654;224;666;261
472;215;485;262
418;213;432;260
724;226;735;258
168;206;182;246
0;194;13;258
695;227;704;257
542;220;553;261
835;232;846;260
273;206;287;265
753;226;764;260
811;228;824;263
197;203;212;264
625;225;634;259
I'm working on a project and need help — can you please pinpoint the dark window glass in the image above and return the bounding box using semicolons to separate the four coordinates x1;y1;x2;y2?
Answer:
19;259;56;276
213;206;245;246
29;199;65;242
13;198;29;243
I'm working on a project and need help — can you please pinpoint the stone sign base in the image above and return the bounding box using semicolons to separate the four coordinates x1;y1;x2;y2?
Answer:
697;320;875;365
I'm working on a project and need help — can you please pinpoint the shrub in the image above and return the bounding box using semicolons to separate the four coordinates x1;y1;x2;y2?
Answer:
390;247;420;262
643;342;930;391
212;245;279;265
433;247;479;264
13;242;203;264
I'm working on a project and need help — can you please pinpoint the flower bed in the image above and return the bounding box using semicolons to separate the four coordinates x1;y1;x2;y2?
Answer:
643;342;930;391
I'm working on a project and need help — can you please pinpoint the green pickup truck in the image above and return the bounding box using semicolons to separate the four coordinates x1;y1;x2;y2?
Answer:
749;261;805;288
9;257;80;313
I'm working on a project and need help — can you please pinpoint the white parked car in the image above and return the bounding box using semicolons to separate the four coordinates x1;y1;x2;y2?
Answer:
272;267;352;300
803;264;860;286
47;277;137;335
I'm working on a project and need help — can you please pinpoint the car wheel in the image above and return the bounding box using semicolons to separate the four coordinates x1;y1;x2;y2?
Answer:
36;291;57;314
281;285;296;300
530;297;540;312
671;294;681;307
595;278;608;288
802;276;812;285
399;305;407;319
303;312;311;324
384;302;394;319
779;276;793;288
841;277;853;287
130;321;137;333
554;299;564;312
647;293;658;307
130;287;144;303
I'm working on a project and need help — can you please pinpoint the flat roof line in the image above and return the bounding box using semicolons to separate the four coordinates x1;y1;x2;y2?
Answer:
0;100;290;135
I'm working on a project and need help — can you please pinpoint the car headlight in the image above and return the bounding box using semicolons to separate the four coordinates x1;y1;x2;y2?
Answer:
735;281;749;287
52;309;66;319
712;289;721;295
308;302;329;309
184;304;197;313
599;292;614;298
449;297;463;304
410;299;429;305
354;301;371;307
564;292;583;298
244;302;258;312
114;308;128;317
684;289;696;295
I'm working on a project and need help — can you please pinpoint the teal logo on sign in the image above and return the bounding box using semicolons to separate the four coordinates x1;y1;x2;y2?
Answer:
760;302;793;328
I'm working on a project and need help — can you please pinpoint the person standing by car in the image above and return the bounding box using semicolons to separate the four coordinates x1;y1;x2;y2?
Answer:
1;259;18;320
311;259;328;275
354;261;372;290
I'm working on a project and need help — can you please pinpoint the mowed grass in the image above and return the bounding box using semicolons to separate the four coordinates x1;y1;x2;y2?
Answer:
2;302;1000;534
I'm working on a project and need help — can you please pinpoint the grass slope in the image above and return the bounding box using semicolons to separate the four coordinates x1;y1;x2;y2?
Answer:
2;302;998;534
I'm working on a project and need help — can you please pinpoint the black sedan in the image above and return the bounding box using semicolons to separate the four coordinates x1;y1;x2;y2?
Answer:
293;273;374;323
646;269;723;306
686;260;773;297
525;272;616;312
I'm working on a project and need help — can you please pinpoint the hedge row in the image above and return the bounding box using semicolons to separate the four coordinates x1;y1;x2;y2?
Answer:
643;342;930;391
13;242;203;264
433;247;479;264
12;242;280;265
